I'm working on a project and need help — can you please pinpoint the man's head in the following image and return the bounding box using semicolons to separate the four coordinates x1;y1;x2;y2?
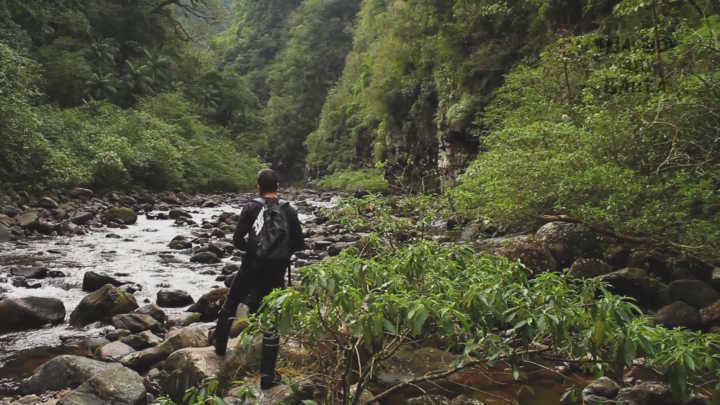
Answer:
257;169;279;194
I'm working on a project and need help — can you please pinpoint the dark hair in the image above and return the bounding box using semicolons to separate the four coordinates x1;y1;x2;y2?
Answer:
257;169;279;193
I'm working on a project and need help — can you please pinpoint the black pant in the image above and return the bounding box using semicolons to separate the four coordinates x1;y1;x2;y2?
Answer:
221;257;288;378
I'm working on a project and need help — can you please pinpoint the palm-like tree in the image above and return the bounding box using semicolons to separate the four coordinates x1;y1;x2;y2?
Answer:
86;72;118;100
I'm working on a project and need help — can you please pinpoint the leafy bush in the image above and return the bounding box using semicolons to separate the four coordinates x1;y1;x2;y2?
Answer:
315;169;389;193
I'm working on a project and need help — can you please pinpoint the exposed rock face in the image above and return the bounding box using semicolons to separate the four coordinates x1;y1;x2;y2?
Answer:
121;325;210;372
82;271;125;292
654;301;702;329
103;207;138;225
0;297;66;333
569;258;613;279
70;284;138;326
56;364;146;405
157;289;194;308
160;346;225;401
21;355;115;394
666;279;720;308
615;381;674;405
535;221;601;267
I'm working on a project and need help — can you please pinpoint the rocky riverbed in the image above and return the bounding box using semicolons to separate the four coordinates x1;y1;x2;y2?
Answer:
0;188;718;404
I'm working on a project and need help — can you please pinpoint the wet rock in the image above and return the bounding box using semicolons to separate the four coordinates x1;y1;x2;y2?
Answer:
600;268;659;308
103;207;138;225
190;251;220;264
17;211;39;228
134;304;168;324
0;297;65;333
569;258;613;279
11;276;41;288
38;197;59;209
583;377;620;401
70;284;139;326
186;288;227;322
700;300;720;326
70;187;94;200
56;364;145;405
168;235;192;250
121;331;163;350
82;271;124;292
217;334;263;384
159;192;180;205
666;279;720;308
328;242;354;257
70;212;95;225
157;289;194;308
654;301;702;329
615;381;673;405
497;239;557;273
37;219;59;235
10;266;48;279
169;208;192;220
0;223;11;242
222;263;240;275
536;221;601;267
97;341;135;362
21;355;115;394
112;313;163;333
121;325;210;372
106;329;132;341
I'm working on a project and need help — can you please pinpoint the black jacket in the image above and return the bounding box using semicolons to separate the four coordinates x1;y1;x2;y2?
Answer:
232;197;304;259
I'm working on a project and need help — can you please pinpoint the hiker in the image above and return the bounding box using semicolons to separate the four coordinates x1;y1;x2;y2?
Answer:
214;168;304;389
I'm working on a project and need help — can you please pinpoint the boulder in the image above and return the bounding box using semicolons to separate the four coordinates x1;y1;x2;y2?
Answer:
160;347;225;401
70;284;138;326
582;377;620;404
615;381;674;405
10;266;48;279
568;258;613;279
97;341;135;362
711;268;720;291
157;289;194;308
133;304;168;324
71;212;95;225
535;221;601;267
186;288;227;321
56;364;146;405
0;223;10;242
17;211;39;228
111;313;163;333
38;197;59;209
70;187;94;200
600;268;661;308
21;355;115;394
654;301;702;329
121;331;163;350
103;207;137;225
497;239;558;273
121;325;209;372
666;279;720;308
82;271;124;292
700;300;720;326
0;297;66;333
169;208;192;220
190;251;220;264
168;235;192;250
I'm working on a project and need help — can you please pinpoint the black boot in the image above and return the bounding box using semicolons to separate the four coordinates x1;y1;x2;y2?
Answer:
260;333;281;389
214;308;233;356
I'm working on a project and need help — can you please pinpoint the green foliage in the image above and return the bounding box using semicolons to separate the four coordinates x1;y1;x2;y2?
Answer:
454;7;720;258
158;378;227;405
315;169;389;194
244;239;720;402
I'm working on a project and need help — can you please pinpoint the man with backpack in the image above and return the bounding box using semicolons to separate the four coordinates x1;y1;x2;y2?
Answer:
214;169;304;390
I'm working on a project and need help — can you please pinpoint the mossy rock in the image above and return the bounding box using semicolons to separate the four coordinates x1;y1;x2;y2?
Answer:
104;207;138;225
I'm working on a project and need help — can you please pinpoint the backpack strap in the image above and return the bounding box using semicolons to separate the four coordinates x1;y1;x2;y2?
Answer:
253;197;267;207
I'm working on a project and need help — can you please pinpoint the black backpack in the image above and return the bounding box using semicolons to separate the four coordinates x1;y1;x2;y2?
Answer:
252;198;293;261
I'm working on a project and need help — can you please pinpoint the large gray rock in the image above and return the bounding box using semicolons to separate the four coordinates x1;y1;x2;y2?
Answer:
121;331;163;350
700;300;720;326
190;251;220;264
71;211;95;225
160;346;225;401
569;258;613;279
103;207;137;225
10;266;48;279
111;313;163;333
168;235;192;250
121;325;209;372
70;284;138;326
186;288;227;321
133;304;168;324
536;221;601;267
21;355;115;394
70;187;94;200
497;239;557;273
97;341;135;362
0;223;10;242
666;279;720;308
0;297;66;333
57;364;146;405
82;271;124;292
38;197;59;209
654;301;701;329
601;268;662;308
16;211;39;228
